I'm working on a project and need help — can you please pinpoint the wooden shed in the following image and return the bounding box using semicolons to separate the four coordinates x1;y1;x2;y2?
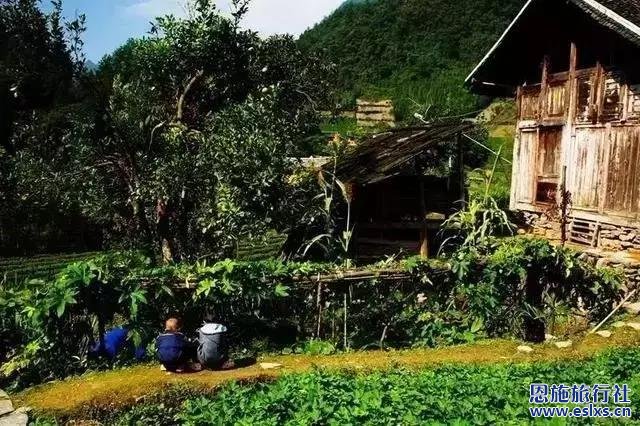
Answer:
467;0;640;250
334;122;470;261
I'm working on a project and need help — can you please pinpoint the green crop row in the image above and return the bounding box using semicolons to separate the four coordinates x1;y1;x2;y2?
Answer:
0;252;102;268
0;252;104;283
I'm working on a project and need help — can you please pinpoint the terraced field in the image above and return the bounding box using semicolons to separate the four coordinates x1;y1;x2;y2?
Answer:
0;252;103;283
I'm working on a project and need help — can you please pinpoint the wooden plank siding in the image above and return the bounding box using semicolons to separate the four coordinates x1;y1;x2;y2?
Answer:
519;86;540;120
566;128;606;211
603;127;640;217
514;130;537;204
512;61;640;228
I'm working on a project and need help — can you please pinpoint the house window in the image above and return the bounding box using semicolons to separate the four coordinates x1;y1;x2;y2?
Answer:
600;73;623;122
628;84;640;119
575;75;594;123
535;128;562;204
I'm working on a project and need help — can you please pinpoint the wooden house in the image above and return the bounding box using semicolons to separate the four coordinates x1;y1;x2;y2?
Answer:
334;122;470;260
467;0;640;251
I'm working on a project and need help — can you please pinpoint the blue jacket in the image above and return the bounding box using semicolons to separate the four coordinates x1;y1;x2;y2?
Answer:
91;327;146;360
155;332;187;365
103;328;128;358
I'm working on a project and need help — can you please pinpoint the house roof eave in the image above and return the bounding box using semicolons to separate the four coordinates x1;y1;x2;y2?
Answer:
466;0;640;90
464;0;536;86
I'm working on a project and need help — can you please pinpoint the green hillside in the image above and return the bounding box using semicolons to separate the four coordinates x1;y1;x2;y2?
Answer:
299;0;525;120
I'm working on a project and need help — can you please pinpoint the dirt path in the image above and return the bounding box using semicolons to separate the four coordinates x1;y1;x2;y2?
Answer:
15;328;640;418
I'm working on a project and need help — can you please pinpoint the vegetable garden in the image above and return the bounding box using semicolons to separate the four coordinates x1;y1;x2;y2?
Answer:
149;348;640;425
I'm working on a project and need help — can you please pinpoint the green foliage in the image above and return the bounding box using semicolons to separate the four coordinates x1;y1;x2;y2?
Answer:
235;231;289;261
467;133;515;208
298;0;525;121
0;253;329;389
168;348;640;425
0;0;92;255
452;237;624;339
1;237;624;389
293;340;338;356
0;252;158;388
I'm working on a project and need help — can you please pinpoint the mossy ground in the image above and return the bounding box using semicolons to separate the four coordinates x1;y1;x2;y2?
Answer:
14;327;640;419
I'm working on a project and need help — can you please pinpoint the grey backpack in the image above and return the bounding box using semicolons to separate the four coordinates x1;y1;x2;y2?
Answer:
197;323;228;368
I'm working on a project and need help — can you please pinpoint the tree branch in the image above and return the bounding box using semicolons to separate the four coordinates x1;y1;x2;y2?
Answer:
176;70;204;122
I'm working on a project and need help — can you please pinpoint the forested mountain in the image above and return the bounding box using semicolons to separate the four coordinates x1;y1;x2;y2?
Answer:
299;0;525;120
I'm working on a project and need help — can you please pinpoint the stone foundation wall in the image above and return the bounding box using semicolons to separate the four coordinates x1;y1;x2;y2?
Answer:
518;211;640;290
520;212;563;241
598;224;640;251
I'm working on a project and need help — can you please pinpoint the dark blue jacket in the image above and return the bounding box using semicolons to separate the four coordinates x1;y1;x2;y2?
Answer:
91;327;146;360
155;332;187;365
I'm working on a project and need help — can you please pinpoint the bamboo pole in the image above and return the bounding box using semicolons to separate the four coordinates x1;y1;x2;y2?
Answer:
316;282;323;339
589;289;637;335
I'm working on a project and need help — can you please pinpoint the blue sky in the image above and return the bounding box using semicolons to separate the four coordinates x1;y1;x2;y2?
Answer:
45;0;344;62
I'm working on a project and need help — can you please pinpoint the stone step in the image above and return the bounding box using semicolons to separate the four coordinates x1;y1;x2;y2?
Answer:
0;400;13;417
0;411;27;426
0;388;28;426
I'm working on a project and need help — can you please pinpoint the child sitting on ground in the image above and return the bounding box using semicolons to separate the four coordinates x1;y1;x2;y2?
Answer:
155;318;200;373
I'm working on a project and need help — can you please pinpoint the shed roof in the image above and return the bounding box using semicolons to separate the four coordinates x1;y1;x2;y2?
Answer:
334;121;473;185
466;0;640;95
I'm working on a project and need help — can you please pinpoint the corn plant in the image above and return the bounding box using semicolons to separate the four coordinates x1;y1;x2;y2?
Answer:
302;135;355;265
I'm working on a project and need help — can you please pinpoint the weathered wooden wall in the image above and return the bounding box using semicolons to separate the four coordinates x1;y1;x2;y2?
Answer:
512;63;640;232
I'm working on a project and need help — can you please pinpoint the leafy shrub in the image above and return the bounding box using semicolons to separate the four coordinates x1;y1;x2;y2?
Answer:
293;340;337;355
0;252;160;388
470;237;623;339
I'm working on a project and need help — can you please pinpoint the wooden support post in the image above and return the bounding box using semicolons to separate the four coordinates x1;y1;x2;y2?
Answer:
559;42;578;220
560;165;568;246
418;177;429;258
516;85;523;119
567;42;578;125
569;43;578;95
458;132;466;204
539;55;551;119
343;291;348;350
594;61;603;123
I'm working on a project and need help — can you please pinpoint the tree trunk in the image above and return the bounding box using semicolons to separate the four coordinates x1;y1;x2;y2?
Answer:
132;199;153;250
523;273;545;343
156;199;175;263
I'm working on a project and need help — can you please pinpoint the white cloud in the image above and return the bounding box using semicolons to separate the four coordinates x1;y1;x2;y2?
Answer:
121;0;343;36
122;0;190;19
241;0;344;36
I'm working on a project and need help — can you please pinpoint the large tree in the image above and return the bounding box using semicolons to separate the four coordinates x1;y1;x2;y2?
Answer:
2;0;332;260
0;0;90;255
56;0;332;261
